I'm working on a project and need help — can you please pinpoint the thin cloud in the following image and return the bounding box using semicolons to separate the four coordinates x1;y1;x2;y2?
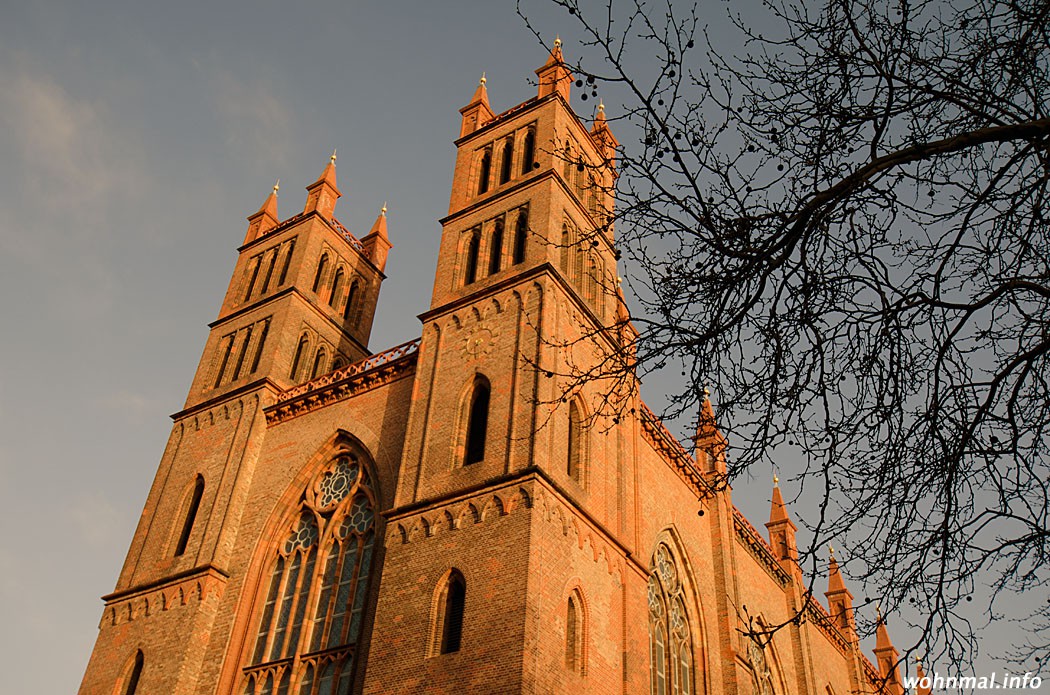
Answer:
210;69;293;166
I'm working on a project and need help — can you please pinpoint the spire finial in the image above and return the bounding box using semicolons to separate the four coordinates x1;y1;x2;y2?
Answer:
773;473;779;486
598;99;605;114
828;544;835;558
554;35;562;48
330;149;337;165
480;71;487;86
273;179;280;195
702;385;710;397
381;201;388;215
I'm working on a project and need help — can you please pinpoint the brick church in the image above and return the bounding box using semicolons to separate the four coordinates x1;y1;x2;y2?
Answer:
79;43;913;695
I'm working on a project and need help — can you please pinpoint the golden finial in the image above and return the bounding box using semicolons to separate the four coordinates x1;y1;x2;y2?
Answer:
273;179;280;195
703;385;711;398
773;473;779;485
479;72;487;86
381;201;388;215
828;544;835;558
330;149;337;164
554;35;562;48
598;99;605;114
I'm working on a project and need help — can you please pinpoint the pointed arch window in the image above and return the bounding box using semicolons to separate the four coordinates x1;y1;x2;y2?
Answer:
260;248;279;294
488;219;504;276
344;281;358;321
242;454;377;695
174;475;204;557
120;650;144;695
214;335;234;388
464;379;490;465
478;148;492;195
568;400;584;483
329;268;345;309
233;325;254;381
513;210;528;265
521;128;536;173
312;254;329;293
311;347;328;379
648;543;694;695
277;239;296;287
464;231;481;285
499;137;514;184
290;335;309;382
244;257;262;302
431;570;466;655
249;319;270;375
566;590;585;673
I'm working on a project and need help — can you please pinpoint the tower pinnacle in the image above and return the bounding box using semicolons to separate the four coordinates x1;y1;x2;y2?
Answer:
304;152;341;219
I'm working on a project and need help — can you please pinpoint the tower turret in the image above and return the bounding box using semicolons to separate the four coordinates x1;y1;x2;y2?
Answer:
244;180;280;244
361;204;392;273
825;547;856;635
460;73;495;137
874;614;905;695
765;476;800;577
536;36;572;101
304;150;341;219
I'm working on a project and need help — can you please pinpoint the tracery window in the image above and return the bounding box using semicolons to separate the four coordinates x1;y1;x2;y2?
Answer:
648;543;693;695
242;454;377;695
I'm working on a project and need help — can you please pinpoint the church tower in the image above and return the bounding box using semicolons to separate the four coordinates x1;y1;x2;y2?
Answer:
362;41;635;694
79;154;391;695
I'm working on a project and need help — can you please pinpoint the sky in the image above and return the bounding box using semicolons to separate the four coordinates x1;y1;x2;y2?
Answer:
0;1;1032;692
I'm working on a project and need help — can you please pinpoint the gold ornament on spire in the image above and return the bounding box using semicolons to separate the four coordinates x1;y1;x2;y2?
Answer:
273;179;280;195
381;201;388;215
554;35;562;48
330;149;337;164
480;72;487;86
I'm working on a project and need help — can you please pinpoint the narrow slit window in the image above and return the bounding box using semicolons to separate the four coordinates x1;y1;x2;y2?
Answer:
568;401;583;482
174;476;205;557
277;240;296;287
312;254;329;293
259;248;279;294
499;138;514;184
488;219;504;276
243;257;262;301
329;268;345;309
521;128;535;173
311;348;327;379
214;336;234;389
464;232;480;285
344;281;358;320
438;571;466;654
464;381;490;465
249;320;270;374
477;148;492;195
122;650;144;695
290;335;309;381
513;210;528;265
232;325;254;381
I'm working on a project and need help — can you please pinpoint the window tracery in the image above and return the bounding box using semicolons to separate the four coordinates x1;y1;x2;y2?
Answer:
241;453;377;695
648;543;694;695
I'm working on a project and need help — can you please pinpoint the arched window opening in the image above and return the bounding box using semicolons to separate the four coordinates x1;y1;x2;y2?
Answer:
244;258;262;302
244;454;377;694
249;320;270;375
277;239;296;287
290;335;309;381
488;219;504;276
329;268;345;309
233;325;254;381
464;380;490;465
560;224;573;278
562;141;573;180
464;232;481;285
260;248;279;295
499;138;514;184
332;356;347;372
174;475;205;557
121;650;144;695
478;148;492;195
568;401;584;483
566;592;585;673
214;335;234;389
433;570;466;655
311;348;327;380
513;210;528;265
521;128;536;173
344;281;358;321
585;255;600;308
648;543;694;695
312;254;329;293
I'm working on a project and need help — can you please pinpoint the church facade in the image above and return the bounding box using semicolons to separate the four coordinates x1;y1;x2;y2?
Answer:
80;45;908;695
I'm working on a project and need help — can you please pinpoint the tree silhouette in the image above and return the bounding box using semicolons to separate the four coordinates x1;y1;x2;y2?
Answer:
523;0;1050;665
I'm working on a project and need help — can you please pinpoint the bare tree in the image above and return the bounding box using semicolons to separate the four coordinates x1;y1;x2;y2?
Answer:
522;0;1050;666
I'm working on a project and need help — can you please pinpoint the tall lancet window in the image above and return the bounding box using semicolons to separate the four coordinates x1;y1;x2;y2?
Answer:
648;543;694;695
499;137;514;184
488;219;504;276
464;378;490;465
242;453;377;695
